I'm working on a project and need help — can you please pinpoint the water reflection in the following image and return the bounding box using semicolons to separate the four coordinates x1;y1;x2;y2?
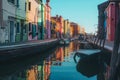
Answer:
0;40;97;80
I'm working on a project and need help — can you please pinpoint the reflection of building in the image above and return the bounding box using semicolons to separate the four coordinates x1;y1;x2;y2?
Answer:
51;47;64;66
69;42;75;52
27;65;38;80
44;57;51;80
63;46;69;57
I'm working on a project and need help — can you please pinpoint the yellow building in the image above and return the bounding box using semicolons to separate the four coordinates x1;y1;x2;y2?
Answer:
63;19;70;38
26;0;40;40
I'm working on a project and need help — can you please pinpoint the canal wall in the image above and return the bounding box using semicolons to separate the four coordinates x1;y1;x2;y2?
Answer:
0;39;59;61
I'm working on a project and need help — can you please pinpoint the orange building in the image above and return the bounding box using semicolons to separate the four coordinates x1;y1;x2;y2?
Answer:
70;22;79;37
51;15;64;38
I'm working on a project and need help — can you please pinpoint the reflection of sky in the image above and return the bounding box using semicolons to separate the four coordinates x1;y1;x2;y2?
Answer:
50;54;96;80
49;0;107;33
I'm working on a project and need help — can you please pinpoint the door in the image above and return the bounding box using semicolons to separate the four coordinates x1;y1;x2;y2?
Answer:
21;22;24;41
10;21;15;42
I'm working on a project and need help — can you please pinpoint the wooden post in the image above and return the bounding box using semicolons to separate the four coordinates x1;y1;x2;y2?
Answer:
109;16;120;80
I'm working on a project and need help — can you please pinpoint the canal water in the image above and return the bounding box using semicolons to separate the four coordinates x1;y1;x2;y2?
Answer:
0;40;97;80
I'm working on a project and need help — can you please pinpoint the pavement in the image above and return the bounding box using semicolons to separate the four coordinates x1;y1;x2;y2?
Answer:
0;39;58;50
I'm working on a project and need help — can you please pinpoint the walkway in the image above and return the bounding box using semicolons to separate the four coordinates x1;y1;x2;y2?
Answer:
0;39;58;50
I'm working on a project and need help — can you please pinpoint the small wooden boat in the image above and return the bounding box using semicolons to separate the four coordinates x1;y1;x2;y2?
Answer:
59;39;70;45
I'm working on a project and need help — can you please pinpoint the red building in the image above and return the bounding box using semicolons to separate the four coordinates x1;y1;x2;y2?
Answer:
105;1;120;41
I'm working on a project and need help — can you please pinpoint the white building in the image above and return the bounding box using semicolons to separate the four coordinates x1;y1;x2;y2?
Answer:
0;0;27;43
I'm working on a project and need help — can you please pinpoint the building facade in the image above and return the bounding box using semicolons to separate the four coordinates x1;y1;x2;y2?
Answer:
0;0;21;43
44;0;51;39
70;22;79;37
63;19;70;38
98;1;108;40
26;0;40;41
38;1;45;40
106;2;119;41
16;0;27;42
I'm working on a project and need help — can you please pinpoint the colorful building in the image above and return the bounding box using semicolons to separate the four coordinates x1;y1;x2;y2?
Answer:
0;0;44;43
98;1;108;40
106;2;119;41
38;1;45;40
63;19;70;38
16;0;27;42
0;0;17;43
51;15;64;39
26;0;40;41
44;0;51;39
70;22;79;37
51;17;57;38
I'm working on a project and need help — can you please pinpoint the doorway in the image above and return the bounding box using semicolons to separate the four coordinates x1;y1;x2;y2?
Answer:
10;21;15;42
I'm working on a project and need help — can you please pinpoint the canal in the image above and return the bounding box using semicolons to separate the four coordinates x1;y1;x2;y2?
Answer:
0;40;97;80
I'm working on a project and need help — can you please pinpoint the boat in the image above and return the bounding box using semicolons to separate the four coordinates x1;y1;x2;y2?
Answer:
59;39;70;45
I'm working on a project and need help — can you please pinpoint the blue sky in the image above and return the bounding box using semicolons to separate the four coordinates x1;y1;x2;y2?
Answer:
49;0;107;33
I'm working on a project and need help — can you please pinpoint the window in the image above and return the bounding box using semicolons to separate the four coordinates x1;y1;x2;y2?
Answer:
25;2;27;11
8;0;15;4
28;2;31;11
16;22;20;33
16;0;19;7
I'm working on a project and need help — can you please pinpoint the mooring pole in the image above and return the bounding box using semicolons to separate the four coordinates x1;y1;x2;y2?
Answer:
109;9;120;80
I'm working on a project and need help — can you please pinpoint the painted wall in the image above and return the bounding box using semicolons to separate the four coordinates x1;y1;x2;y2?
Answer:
0;0;5;43
26;0;39;40
64;19;70;38
45;2;51;39
106;2;116;41
2;0;17;43
51;17;57;38
38;3;45;40
16;0;27;42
